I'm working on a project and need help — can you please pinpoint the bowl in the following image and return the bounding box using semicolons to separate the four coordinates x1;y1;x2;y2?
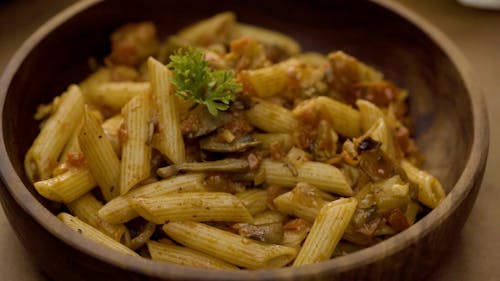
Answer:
0;0;489;280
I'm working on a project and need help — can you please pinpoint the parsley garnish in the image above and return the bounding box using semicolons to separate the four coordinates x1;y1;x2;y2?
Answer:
168;47;241;116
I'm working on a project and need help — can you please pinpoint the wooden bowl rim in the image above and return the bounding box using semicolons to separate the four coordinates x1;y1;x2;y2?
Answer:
0;0;489;280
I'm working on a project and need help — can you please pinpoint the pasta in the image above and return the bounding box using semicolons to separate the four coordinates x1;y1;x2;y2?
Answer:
119;91;152;194
130;192;253;224
148;241;238;269
25;11;445;269
67;193;128;242
78;107;121;201
25;85;84;182
163;221;297;269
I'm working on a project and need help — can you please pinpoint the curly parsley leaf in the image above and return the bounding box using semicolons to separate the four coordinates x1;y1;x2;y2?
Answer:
168;47;241;116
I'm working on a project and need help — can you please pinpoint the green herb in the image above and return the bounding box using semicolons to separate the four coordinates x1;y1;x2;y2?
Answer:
168;47;241;116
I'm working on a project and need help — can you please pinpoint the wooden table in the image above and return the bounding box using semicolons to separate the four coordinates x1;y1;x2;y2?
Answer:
0;0;498;280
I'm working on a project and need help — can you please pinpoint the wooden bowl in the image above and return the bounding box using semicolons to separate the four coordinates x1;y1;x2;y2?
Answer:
0;0;489;280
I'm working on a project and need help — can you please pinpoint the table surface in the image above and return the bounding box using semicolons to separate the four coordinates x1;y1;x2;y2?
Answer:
0;0;499;280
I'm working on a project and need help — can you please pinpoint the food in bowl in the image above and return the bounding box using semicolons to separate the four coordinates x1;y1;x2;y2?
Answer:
23;11;445;269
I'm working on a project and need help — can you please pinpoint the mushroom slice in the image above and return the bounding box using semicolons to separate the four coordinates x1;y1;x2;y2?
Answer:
157;159;249;178
200;135;260;153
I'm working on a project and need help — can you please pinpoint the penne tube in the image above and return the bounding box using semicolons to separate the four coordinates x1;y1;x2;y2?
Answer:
78;107;121;201
356;99;387;133
79;68;112;96
101;114;124;157
25;85;84;182
293;96;361;138
252;133;294;153
130;192;253;224
297;162;353;196
261;160;353;196
86;81;150;110
251;210;286;225
273;183;333;222
365;118;397;160
58;212;138;256
240;61;292;98
147;57;185;164
176;11;236;46
57;119;83;166
163;221;297;269
232;23;300;57
400;159;445;209
99;173;205;224
281;218;312;250
67;193;128;242
148;241;238;270
236;189;268;215
261;159;297;187
120;91;152;194
33;167;96;203
246;99;299;133
293;198;358;266
327;51;383;95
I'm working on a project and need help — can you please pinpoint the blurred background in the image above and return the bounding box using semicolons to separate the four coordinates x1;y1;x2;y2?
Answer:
0;0;498;280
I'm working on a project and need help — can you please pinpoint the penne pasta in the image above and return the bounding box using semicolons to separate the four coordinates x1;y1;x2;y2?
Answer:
148;241;238;269
239;60;295;98
120;91;152;194
365;118;397;160
147;57;185;164
33;166;96;203
293;96;361;138
273;183;334;222
85;81;150;110
25;85;84;182
176;11;236;46
130;192;253;224
232;23;300;57
163;221;297;269
78;107;121;201
281;218;311;250
58;212;138;256
99;173;205;224
261;160;353;196
252;133;294;153
67;193;128;242
57;119;83;166
251;210;286;225
246;99;299;133
327;51;383;95
293;198;358;266
400;159;445;209
356;99;387;133
297;162;354;196
101;114;124;157
236;189;268;216
260;159;297;187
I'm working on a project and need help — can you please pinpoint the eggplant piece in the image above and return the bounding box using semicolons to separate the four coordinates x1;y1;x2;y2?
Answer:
181;108;232;139
236;222;284;244
157;159;249;178
358;137;395;181
200;134;260;153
